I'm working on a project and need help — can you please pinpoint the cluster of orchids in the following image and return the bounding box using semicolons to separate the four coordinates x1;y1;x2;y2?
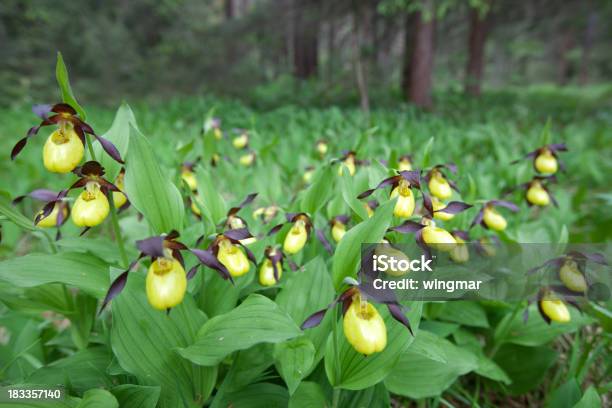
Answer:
527;251;607;323
11;104;126;236
511;143;567;207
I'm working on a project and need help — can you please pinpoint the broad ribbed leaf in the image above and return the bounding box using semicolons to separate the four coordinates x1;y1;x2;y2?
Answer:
325;301;422;390
493;344;558;395
331;199;395;289
220;383;289;408
56;52;86;120
124;126;184;234
339;170;369;220
385;333;478;399
55;237;125;264
77;389;118;408
288;382;328;408
0;192;37;231
94;103;135;181
111;274;216;408
27;347;112;394
111;385;161;408
436;301;489;328
178;294;301;366
195;167;227;225
0;252;109;298
300;165;334;214
273;338;315;395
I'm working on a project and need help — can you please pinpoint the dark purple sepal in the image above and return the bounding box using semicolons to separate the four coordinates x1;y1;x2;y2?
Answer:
223;227;252;241
136;236;166;258
387;303;414;336
389;220;425;234
490;200;519;212
32;104;53;119
300;308;328;329
99;271;129;314
316;229;334;254
228;193;258;216
187;264;200;280
191;248;234;282
399;170;421;189
93;134;124;164
437;201;473;215
267;223;285;236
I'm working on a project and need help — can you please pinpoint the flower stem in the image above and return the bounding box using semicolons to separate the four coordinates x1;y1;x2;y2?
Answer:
85;134;97;161
109;203;129;268
43;231;57;254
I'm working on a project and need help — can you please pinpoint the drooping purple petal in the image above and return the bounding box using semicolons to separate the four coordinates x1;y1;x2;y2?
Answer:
315;229;333;255
568;251;607;265
415;229;432;260
187;264;200;280
228;193;258;216
191;248;233;282
444;163;458;174
511;149;538;164
389;220;425;234
470;209;484;229
548;143;567;152
91;134;124;163
32;104;53;119
300;308;328;329
387;303;414;336
224;227;252;241
437;201;473;215
422;192;433;216
452;230;470;242
29;189;60;202
136;236;165;258
490;200;520;212
267;223;285;236
357;189;376;199
99;271;129;313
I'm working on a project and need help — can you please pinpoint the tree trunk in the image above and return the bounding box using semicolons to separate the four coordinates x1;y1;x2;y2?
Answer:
579;12;597;85
401;13;416;97
293;0;319;79
352;7;370;115
405;1;435;108
556;31;575;86
225;0;235;19
465;8;489;96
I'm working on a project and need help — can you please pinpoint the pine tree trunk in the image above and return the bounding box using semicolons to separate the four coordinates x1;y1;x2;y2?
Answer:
293;0;319;79
465;8;489;96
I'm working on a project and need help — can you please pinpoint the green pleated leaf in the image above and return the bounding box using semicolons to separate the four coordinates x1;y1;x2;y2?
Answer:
111;274;216;408
0;252;109;298
548;379;582;408
55;237;125;264
288;382;328;408
339;171;369;221
26;347;112;394
436;301;489;328
220;383;289;408
94;103;136;182
195;167;227;225
331;199;395;289
385;333;478;399
339;382;390;408
0;192;37;232
573;386;602;408
300;165;334;215
274;338;315;395
178;294;301;366
124;126;184;234
77;389;118;408
492;344;558;395
325;301;422;390
56;52;86;120
111;385;161;408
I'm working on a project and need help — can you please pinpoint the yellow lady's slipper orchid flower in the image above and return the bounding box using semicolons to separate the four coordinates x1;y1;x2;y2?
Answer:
478;237;497;257
36;204;67;228
364;202;375;218
303;167;315;184
214;128;222;140
43;125;84;174
343;295;387;355
217;238;250;277
390;179;415;218
540;294;571;323
559;259;587;293
284;218;308;254
316;140;328;156
432;197;454;221
428;170;452;200
483;206;507;231
146;257;187;310
233;133;248;149
259;258;282;286
71;182;110;227
534;149;558;175
449;235;469;263
331;221;346;243
338;155;356;176
398;156;412;172
181;169;198;191
375;244;411;277
526;181;550;206
112;171;127;208
240;152;255;166
421;219;456;252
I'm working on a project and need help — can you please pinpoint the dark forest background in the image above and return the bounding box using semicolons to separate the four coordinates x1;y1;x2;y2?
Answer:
1;0;611;110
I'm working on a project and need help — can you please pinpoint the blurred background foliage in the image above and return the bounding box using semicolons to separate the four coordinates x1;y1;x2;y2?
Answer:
1;0;611;109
